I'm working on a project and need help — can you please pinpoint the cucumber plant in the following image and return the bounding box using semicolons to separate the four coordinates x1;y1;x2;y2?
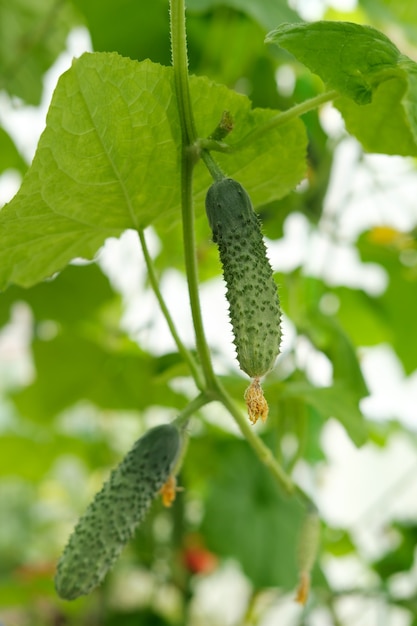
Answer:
2;0;416;613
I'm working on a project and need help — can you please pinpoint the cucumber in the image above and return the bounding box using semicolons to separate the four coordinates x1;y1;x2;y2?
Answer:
205;177;282;379
55;423;181;600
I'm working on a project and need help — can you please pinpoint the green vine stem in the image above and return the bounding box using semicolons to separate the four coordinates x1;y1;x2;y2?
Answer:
138;228;204;390
213;380;315;507
169;0;316;508
174;391;212;429
181;151;219;389
170;0;197;146
198;89;339;153
213;380;295;495
170;0;218;390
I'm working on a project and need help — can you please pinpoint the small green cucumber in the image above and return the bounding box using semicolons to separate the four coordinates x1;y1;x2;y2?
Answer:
55;423;181;601
205;177;282;378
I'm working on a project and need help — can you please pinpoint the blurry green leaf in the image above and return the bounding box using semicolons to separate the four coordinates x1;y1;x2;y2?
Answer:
407;610;417;626
277;272;368;446
188;9;271;104
0;52;306;290
282;382;368;447
104;609;171;626
0;574;56;608
372;521;417;579
0;481;36;570
12;333;187;422
334;285;391;348
304;310;369;401
323;526;356;557
282;272;368;399
266;21;417;155
0;0;78;104
360;0;417;45
381;0;417;24
0;262;117;328
71;0;172;65
367;419;405;448
0;432;111;481
72;0;287;110
0;127;26;175
303;406;327;464
198;437;304;589
336;71;417;156
358;231;417;374
187;0;301;31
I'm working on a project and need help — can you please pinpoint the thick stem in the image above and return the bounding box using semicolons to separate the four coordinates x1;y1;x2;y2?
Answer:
170;0;218;389
170;0;197;145
169;0;316;510
174;391;212;428
180;153;218;388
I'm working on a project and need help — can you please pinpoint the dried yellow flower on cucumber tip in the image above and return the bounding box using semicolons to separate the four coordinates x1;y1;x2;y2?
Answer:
244;378;269;424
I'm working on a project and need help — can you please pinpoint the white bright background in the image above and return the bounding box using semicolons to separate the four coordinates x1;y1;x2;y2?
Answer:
1;0;417;624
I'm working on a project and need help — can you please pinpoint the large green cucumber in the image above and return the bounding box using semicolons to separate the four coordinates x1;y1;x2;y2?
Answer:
205;177;282;378
55;423;181;600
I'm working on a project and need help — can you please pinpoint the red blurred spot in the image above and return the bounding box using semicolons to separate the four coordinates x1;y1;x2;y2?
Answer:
182;536;218;575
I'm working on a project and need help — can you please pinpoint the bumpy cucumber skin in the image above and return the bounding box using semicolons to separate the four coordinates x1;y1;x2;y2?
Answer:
55;423;181;601
206;178;281;378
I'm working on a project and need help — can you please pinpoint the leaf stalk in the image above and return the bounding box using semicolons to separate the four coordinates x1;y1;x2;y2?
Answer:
138;228;204;390
198;89;339;153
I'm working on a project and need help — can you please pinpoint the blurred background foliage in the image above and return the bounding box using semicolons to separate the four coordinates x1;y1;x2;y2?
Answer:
1;0;417;625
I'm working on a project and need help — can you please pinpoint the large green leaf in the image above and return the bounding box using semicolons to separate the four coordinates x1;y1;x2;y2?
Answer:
0;52;307;290
196;437;304;589
336;67;417;156
266;21;402;105
266;21;417;155
0;0;78;105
